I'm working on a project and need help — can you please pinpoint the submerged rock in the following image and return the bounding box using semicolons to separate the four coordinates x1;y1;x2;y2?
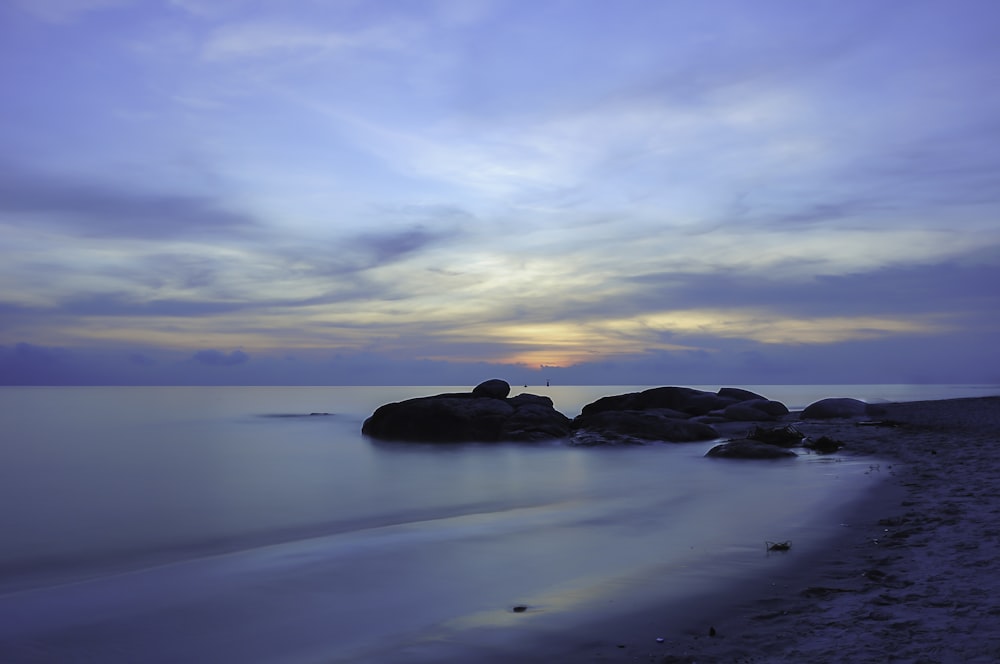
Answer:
706;440;798;459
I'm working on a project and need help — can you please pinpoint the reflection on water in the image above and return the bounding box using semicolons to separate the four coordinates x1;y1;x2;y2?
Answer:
0;385;966;661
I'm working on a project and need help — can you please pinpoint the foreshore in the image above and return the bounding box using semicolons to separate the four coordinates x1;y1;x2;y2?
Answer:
516;395;1000;663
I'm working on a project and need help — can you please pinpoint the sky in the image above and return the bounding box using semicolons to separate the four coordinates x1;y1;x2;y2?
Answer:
1;0;999;386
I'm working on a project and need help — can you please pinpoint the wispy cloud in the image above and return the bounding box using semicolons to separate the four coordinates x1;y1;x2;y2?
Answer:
0;164;256;239
201;20;416;62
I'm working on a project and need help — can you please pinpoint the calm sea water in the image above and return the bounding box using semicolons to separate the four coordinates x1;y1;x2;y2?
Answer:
0;384;996;662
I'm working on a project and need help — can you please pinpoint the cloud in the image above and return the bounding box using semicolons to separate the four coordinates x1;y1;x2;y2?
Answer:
0;164;256;239
129;352;156;366
191;349;250;366
10;0;132;23
52;293;249;318
624;256;1000;321
2;1;999;386
350;225;453;264
201;20;414;62
0;342;82;384
3;332;999;387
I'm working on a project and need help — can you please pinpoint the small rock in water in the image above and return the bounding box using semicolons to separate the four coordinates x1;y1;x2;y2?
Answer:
512;605;527;613
656;637;665;643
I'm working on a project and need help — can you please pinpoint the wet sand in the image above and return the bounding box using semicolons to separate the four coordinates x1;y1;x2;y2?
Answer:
515;396;1000;663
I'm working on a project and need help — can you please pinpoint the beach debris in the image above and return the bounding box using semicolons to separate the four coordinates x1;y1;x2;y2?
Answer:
857;419;903;427
260;412;333;418
746;424;804;447
802;586;856;598
512;605;528;613
766;540;792;552
803;435;842;454
655;637;665;643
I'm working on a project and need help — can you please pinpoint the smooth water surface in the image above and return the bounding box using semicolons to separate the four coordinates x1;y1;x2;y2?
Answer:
0;385;995;662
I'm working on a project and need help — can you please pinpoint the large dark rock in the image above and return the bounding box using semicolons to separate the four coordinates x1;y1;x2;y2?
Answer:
501;402;573;441
581;386;708;416
571;409;719;445
580;386;787;418
801;397;885;419
723;399;790;422
473;378;511;400
717;387;768;402
573;386;789;443
723;402;776;422
362;396;512;442
362;383;571;442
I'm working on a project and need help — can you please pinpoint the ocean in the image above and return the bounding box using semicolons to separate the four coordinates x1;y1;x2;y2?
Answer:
0;384;997;662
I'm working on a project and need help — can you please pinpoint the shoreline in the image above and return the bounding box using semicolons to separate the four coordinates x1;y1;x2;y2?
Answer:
487;395;1000;663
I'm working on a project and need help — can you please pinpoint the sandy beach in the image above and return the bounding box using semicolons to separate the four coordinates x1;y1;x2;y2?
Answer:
532;395;1000;663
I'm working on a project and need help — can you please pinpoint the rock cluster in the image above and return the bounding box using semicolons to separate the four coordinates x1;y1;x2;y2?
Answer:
361;380;886;458
363;381;795;446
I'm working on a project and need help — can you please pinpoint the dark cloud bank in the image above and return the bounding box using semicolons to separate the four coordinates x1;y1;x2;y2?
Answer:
3;332;998;387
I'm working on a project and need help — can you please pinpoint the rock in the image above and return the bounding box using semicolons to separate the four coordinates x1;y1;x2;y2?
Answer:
571;409;719;444
803;435;842;453
507;393;554;408
723;402;777;422
362;384;569;442
571;386;793;444
684;392;742;416
705;440;798;459
801;397;880;419
362;396;513;442
472;378;511;399
579;386;783;419
717;387;768;402
747;399;790;417
580;386;708;416
746;424;805;447
500;402;572;441
722;399;789;421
